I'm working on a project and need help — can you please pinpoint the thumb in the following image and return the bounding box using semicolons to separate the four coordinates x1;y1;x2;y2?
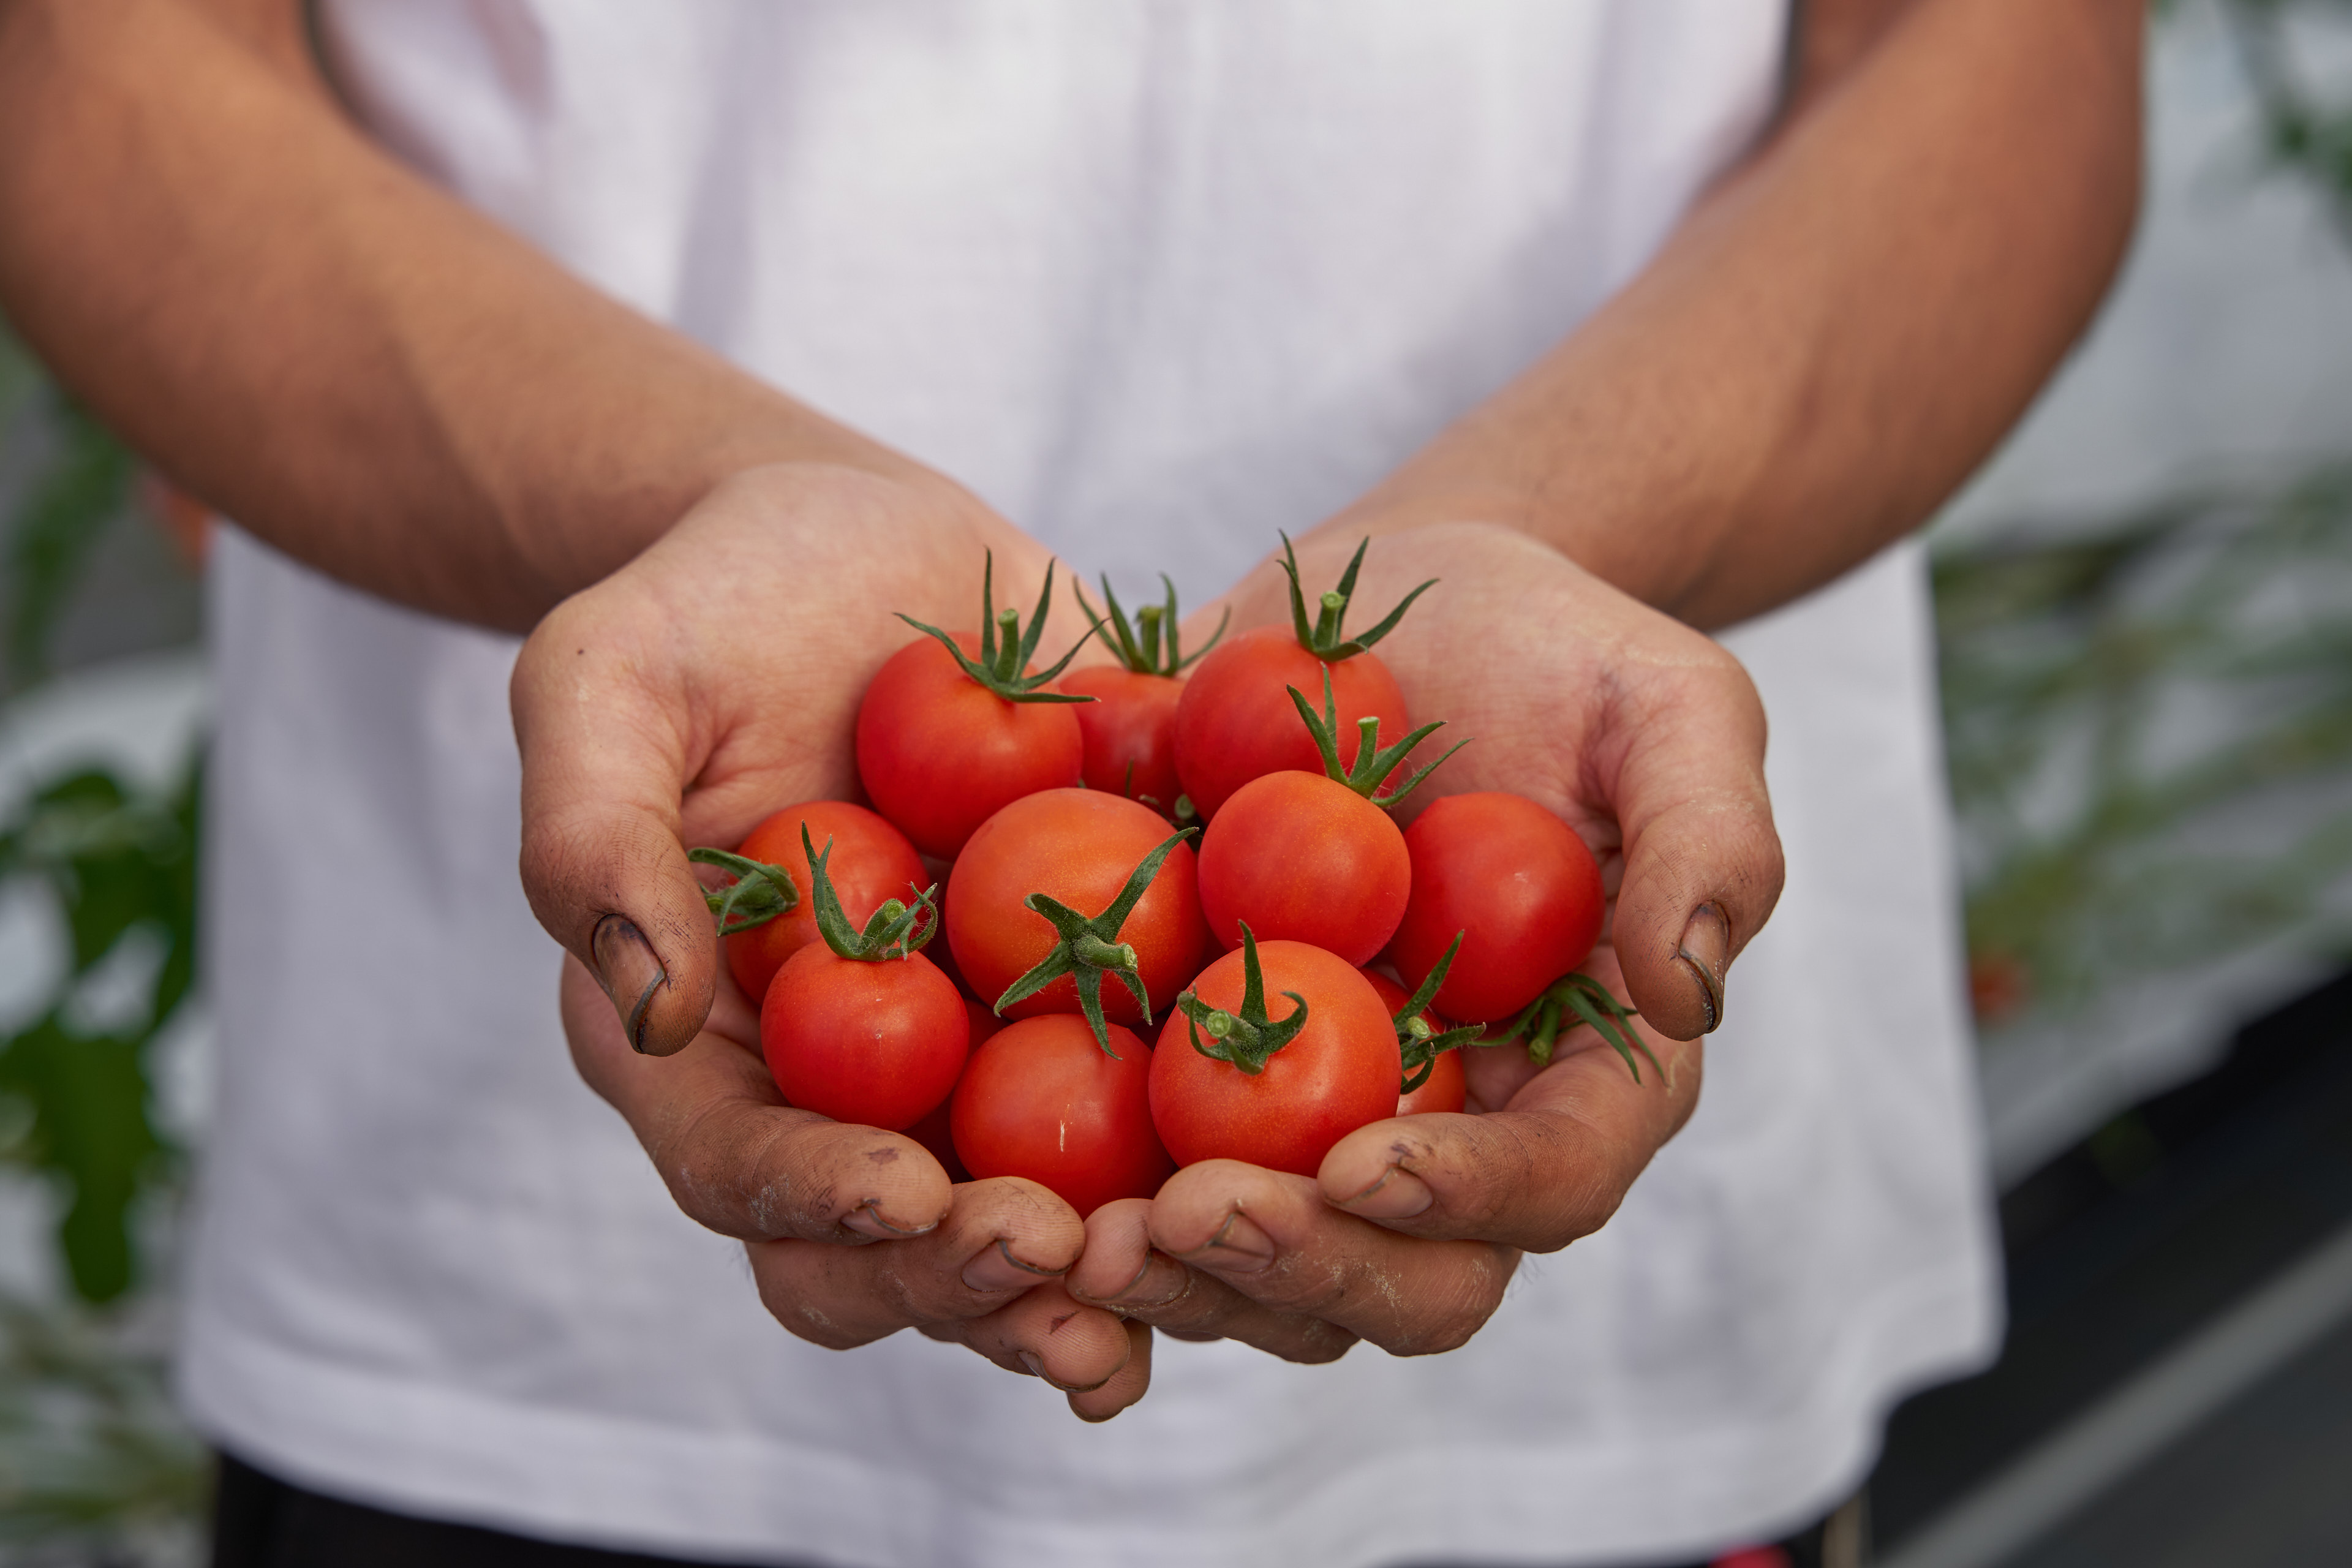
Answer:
511;594;718;1057
1604;649;1784;1041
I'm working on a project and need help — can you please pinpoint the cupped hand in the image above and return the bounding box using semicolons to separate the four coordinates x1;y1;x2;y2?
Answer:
560;956;1148;1420
519;462;1137;1417
1071;521;1782;1359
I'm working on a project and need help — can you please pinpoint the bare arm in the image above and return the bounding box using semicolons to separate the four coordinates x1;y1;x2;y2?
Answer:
0;0;951;630
1317;0;2146;630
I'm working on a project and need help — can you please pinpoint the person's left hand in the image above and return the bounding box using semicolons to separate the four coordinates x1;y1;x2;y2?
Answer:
1067;521;1782;1359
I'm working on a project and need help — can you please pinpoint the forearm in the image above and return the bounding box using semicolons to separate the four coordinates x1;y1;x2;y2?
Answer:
1328;0;2145;630
0;0;927;631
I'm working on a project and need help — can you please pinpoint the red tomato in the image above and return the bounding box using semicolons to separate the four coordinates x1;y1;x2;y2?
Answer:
1196;770;1409;965
1059;665;1188;816
951;1016;1174;1216
1172;626;1409;820
1364;970;1469;1115
1387;792;1605;1023
722;801;927;1006
760;944;968;1131
1149;938;1398;1177
855;633;1084;858
946;789;1205;1025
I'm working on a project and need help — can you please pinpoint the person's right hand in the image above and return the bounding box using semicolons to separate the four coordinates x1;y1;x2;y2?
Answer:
515;462;1145;1419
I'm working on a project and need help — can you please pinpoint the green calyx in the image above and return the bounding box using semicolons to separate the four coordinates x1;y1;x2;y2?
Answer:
687;846;801;937
800;825;939;962
1174;922;1310;1076
1076;572;1229;677
897;552;1097;704
993;827;1199;1055
1393;931;1487;1094
1496;972;1659;1082
1286;666;1468;809
1280;533;1437;661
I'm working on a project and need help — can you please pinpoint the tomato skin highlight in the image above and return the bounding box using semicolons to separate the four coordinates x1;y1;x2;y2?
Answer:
1388;791;1606;1023
1060;665;1186;816
722;801;927;1006
1364;970;1469;1115
854;633;1084;858
1172;627;1410;820
1196;771;1409;965
951;1016;1174;1216
1148;939;1399;1177
946;789;1205;1025
759;944;970;1131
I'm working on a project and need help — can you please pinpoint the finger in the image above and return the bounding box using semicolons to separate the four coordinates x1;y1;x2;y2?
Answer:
562;956;952;1240
517;589;718;1057
938;1280;1140;1396
1322;1030;1705;1251
1067;1199;1357;1365
747;1177;1090;1349
1590;634;1781;1041
1068;1321;1155;1422
1145;1162;1518;1357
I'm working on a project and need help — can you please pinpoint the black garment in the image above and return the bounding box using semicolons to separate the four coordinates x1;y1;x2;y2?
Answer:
210;1453;780;1568
214;1450;1850;1568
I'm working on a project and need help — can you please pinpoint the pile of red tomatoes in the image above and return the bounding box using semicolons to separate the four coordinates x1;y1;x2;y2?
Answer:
693;539;1644;1219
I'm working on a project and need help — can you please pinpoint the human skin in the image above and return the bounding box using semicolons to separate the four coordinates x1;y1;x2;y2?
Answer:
0;0;2143;1408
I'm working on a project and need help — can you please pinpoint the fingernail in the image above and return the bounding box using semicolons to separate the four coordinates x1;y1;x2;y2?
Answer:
591;914;668;1054
842;1197;937;1240
963;1237;1066;1292
1336;1164;1434;1220
1676;902;1729;1033
1018;1351;1046;1378
1175;1210;1275;1275
1075;1249;1193;1312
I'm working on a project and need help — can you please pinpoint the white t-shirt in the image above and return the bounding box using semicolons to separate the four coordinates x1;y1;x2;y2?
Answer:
180;5;2000;1565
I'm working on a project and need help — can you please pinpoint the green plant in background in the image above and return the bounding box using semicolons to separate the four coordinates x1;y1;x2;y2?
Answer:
1937;470;2352;1025
0;326;205;1563
1936;0;2352;1038
2224;0;2352;240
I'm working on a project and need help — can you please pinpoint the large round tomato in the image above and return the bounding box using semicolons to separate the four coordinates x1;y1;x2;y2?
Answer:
1148;939;1398;1177
947;789;1205;1024
1059;665;1186;818
855;633;1084;858
951;1016;1174;1216
1196;771;1409;965
722;801;927;1006
760;945;968;1131
1172;627;1409;820
1387;792;1605;1023
1363;970;1468;1116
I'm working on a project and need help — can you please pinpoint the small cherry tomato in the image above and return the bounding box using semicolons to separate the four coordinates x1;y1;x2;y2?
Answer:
761;943;968;1131
1171;538;1431;819
1063;573;1228;818
855;560;1095;858
1387;791;1605;1023
1364;971;1468;1115
718;801;925;1006
1174;627;1408;820
1149;933;1399;1177
947;789;1205;1027
951;1016;1174;1216
1197;771;1409;965
855;633;1084;858
1061;663;1186;815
